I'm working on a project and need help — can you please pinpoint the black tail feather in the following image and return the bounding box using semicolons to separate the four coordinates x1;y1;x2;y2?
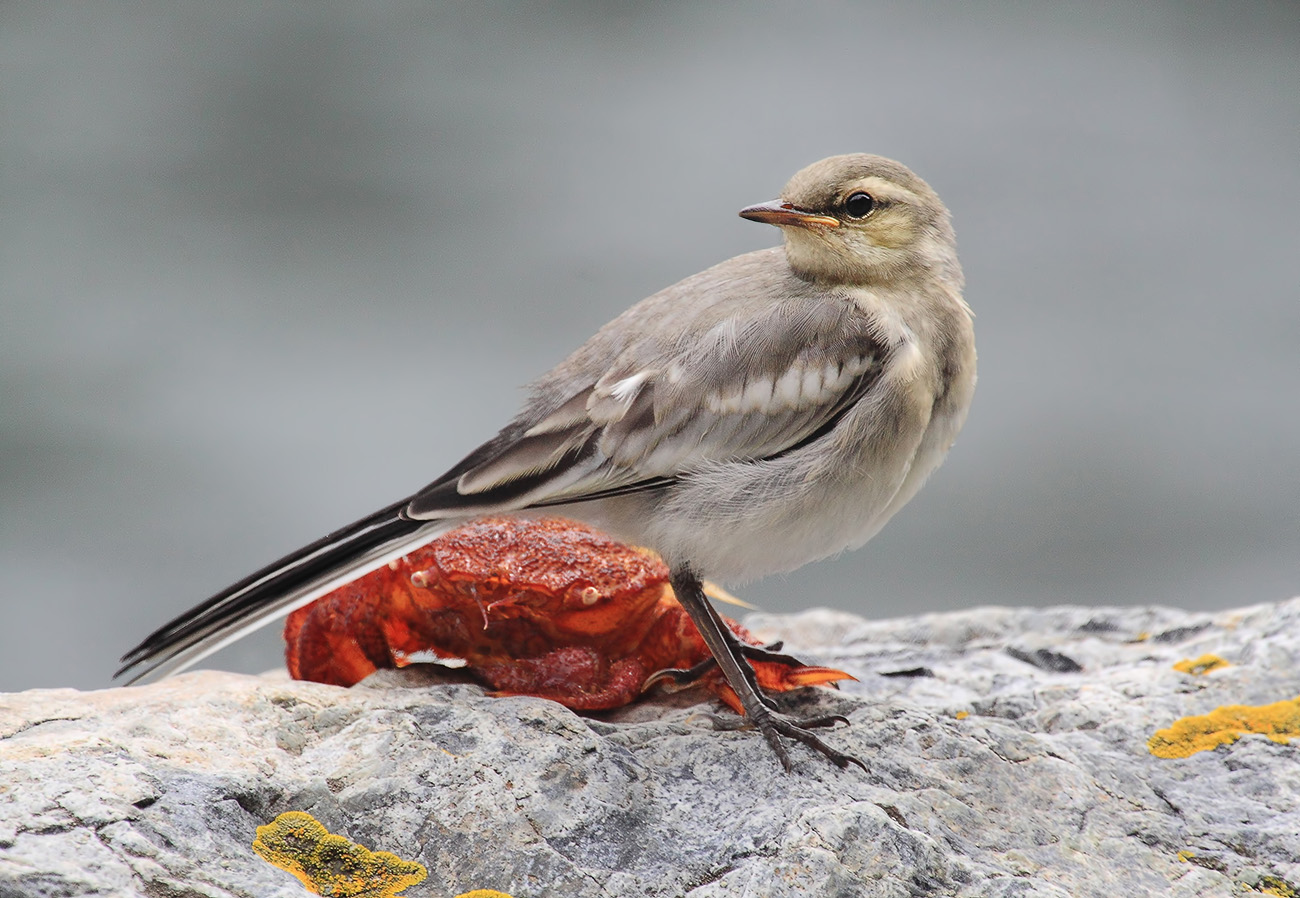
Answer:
115;497;423;683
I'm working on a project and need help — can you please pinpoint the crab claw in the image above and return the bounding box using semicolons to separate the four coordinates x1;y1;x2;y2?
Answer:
644;658;854;715
753;663;855;690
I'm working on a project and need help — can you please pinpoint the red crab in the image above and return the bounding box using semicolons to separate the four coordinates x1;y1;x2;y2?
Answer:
284;516;851;712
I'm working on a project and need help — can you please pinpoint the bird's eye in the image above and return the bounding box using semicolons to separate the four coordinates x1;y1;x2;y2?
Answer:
844;192;875;218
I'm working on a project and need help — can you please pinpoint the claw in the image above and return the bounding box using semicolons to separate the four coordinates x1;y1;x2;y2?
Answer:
641;657;717;692
790;713;851;729
748;706;867;773
752;662;855;691
704;687;865;771
643;658;854;708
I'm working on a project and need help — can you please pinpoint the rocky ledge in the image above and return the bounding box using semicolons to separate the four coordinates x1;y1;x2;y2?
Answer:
2;599;1299;897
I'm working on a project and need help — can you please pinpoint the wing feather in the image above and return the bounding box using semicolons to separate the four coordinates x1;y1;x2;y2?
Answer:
406;286;890;521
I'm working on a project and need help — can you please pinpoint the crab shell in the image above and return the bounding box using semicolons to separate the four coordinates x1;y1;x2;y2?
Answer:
284;517;850;711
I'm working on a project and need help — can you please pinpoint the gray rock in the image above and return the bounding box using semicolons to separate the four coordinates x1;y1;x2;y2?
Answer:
3;599;1300;897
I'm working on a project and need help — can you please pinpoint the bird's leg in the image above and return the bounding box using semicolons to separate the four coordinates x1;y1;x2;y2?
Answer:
669;566;866;772
690;583;779;710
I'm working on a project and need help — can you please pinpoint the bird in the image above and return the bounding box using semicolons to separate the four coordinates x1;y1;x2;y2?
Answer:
118;154;976;772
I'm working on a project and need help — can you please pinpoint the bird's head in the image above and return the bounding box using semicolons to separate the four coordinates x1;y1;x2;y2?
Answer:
740;154;961;289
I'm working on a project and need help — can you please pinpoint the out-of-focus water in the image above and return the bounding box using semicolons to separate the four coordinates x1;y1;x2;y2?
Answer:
2;3;1297;691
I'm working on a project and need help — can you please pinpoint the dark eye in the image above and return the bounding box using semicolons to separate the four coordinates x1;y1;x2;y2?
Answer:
844;192;875;218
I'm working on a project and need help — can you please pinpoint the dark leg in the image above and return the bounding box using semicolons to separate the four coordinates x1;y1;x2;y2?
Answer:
690;580;779;710
669;566;866;772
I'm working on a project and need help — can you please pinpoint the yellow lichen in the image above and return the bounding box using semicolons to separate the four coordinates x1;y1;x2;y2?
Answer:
1254;875;1298;897
1148;696;1300;759
252;811;427;897
1176;850;1196;863
1172;654;1230;676
954;710;969;720
454;892;516;898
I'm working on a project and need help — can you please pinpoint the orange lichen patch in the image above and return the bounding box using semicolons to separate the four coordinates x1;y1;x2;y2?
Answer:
252;811;427;897
454;892;516;898
1172;654;1230;676
1148;696;1300;759
954;710;969;720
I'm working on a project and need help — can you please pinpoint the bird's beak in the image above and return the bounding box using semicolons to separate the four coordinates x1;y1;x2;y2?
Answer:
739;200;840;230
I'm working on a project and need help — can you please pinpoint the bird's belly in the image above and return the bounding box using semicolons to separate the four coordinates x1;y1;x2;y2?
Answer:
579;454;914;583
666;475;902;581
579;393;962;583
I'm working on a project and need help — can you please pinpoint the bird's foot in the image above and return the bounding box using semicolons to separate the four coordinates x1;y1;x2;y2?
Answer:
668;567;863;772
724;705;865;773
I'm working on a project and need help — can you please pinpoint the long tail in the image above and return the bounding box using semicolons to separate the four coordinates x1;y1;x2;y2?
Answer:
115;499;447;684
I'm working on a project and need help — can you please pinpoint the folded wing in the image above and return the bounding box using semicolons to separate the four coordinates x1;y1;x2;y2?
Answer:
407;295;890;517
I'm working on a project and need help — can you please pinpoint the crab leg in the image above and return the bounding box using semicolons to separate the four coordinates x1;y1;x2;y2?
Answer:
643;641;842;692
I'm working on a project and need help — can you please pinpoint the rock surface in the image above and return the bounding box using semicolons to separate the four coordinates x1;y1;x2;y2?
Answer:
3;599;1300;897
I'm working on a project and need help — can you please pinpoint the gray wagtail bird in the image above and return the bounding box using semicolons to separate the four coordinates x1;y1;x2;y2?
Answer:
119;154;977;771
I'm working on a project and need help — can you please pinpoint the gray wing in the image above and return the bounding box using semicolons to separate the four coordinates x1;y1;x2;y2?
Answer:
406;267;891;519
117;251;894;685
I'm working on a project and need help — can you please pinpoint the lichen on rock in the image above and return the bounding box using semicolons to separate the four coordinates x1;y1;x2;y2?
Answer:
1148;695;1300;759
1172;654;1230;676
252;810;427;897
4;598;1300;896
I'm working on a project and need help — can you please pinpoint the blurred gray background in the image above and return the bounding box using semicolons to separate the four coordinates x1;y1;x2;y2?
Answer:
3;2;1297;693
